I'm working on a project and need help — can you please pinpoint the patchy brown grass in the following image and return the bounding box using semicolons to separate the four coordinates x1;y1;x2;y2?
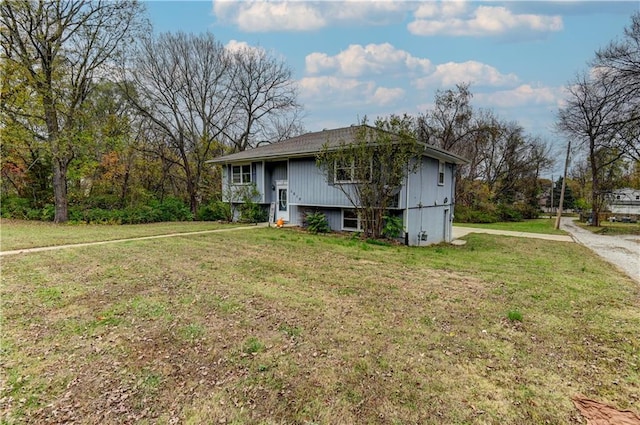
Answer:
0;219;242;251
1;227;639;424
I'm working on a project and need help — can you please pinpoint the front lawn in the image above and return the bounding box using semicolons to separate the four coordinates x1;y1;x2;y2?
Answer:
577;220;640;236
1;226;638;424
0;219;243;251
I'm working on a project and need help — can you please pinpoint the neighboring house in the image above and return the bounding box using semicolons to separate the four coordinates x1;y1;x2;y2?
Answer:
209;125;468;246
606;188;640;216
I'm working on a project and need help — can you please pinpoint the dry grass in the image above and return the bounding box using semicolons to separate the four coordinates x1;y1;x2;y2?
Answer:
1;226;639;424
0;219;242;251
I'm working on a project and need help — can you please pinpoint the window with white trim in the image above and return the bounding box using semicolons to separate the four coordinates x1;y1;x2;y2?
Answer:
342;209;361;231
438;160;445;186
232;164;252;184
334;159;372;183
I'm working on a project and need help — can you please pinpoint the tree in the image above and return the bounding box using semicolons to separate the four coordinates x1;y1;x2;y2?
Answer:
76;81;142;207
224;45;303;152
1;0;147;222
594;12;640;161
316;116;420;239
596;12;640;104
123;32;234;215
557;69;634;226
550;177;575;209
416;85;553;214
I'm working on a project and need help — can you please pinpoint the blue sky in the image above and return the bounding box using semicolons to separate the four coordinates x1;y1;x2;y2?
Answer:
144;1;639;157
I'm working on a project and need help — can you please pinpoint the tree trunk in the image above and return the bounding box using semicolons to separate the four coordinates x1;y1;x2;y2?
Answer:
53;158;69;223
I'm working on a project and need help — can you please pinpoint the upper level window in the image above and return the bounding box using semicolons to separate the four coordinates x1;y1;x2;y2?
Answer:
334;159;372;183
438;160;445;186
232;164;251;184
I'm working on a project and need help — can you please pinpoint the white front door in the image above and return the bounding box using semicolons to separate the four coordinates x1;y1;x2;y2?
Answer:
276;180;289;222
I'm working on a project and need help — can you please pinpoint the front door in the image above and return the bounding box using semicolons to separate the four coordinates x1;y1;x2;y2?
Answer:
276;180;289;222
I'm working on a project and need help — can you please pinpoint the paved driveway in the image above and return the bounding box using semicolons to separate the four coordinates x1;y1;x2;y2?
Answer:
560;217;640;284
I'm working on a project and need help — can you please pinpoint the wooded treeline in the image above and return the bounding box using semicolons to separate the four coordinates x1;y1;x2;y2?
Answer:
1;1;638;225
1;0;302;223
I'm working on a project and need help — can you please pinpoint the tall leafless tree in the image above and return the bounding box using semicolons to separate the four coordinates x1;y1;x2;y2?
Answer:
556;69;634;226
1;0;147;222
123;32;235;215
595;12;640;161
225;45;303;152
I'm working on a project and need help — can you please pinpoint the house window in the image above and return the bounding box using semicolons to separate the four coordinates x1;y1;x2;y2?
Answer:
342;209;361;231
334;159;372;183
438;160;445;186
232;164;252;184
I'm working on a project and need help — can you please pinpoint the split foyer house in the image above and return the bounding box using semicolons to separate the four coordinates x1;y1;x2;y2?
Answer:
209;125;468;246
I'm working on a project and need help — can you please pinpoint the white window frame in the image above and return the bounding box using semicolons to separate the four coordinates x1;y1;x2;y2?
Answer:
334;159;372;184
437;160;445;186
232;164;252;185
341;209;362;231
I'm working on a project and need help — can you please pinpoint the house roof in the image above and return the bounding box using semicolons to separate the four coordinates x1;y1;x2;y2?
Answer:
208;125;468;165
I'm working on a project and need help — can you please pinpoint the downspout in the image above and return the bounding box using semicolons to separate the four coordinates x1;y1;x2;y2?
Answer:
449;163;456;242
261;160;266;204
451;163;456;221
404;159;410;246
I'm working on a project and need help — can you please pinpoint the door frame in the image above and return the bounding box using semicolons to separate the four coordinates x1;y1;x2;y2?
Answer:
275;180;289;222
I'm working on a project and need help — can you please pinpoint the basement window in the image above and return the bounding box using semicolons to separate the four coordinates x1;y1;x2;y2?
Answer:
342;209;361;231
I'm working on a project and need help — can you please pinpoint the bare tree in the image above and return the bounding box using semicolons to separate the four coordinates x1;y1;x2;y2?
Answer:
123;32;234;215
476;120;552;205
595;12;640;161
224;45;303;151
557;70;633;226
1;0;147;222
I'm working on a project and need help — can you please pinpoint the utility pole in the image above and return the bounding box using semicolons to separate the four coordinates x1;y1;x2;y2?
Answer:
555;140;572;230
550;174;554;219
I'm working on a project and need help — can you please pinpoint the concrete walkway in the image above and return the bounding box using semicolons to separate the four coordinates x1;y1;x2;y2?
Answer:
0;223;268;257
452;226;574;242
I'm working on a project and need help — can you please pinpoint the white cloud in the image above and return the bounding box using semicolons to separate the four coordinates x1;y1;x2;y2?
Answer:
414;61;519;88
214;1;325;32
475;84;564;108
224;40;253;53
299;76;404;108
306;43;432;77
415;0;467;19
372;87;406;106
213;0;410;32
408;3;563;37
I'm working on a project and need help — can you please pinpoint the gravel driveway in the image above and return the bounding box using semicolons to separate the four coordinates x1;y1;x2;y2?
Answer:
560;217;640;284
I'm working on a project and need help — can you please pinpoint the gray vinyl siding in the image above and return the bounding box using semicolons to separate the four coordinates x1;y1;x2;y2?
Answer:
221;162;264;202
288;157;352;207
264;161;288;204
253;162;264;202
403;157;456;245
